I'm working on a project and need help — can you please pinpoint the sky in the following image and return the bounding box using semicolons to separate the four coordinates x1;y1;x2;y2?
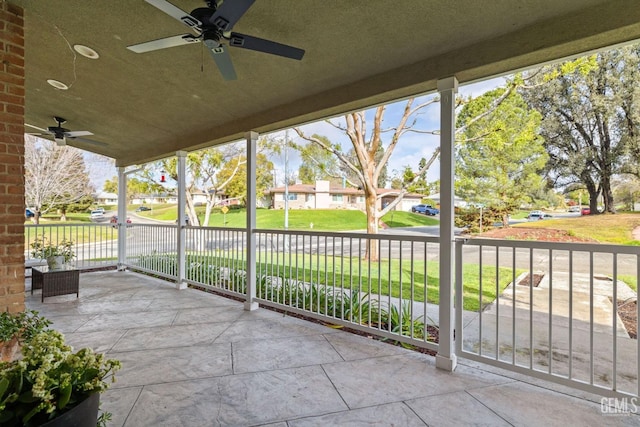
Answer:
87;76;506;193
269;76;507;187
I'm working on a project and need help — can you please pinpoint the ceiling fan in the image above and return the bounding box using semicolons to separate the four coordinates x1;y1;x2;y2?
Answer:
127;0;305;80
25;117;107;147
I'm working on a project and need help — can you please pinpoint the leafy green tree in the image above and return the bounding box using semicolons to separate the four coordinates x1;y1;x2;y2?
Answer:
103;177;164;204
294;135;341;185
456;87;547;226
522;46;640;214
217;153;274;204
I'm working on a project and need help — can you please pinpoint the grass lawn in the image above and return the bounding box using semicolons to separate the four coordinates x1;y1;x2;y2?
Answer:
142;206;439;231
513;213;640;245
24;224;118;247
184;252;516;312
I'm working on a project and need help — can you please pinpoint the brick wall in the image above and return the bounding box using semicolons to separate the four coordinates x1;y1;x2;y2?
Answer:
0;2;25;313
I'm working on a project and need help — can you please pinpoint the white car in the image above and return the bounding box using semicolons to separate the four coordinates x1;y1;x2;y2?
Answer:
90;210;104;220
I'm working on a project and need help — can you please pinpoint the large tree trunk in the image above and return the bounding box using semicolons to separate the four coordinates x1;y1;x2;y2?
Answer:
601;175;616;213
364;190;379;261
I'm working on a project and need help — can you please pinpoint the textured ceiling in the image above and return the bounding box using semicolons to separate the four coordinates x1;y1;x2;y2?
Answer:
13;0;640;166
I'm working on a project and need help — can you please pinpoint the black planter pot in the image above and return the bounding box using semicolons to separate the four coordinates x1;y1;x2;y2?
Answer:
40;393;100;427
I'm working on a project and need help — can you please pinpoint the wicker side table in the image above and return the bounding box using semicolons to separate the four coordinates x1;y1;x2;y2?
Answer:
31;266;80;302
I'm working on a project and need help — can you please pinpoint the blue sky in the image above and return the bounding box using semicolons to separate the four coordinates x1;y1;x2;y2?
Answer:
272;76;506;187
89;76;506;192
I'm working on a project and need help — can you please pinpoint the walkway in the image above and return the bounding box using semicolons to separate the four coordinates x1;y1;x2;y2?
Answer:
25;271;640;426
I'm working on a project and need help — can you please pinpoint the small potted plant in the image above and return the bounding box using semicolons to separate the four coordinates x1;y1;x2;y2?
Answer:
0;310;51;362
0;330;121;426
29;236;75;270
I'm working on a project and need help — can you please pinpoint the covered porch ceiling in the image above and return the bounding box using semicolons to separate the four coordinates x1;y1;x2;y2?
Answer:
15;0;640;167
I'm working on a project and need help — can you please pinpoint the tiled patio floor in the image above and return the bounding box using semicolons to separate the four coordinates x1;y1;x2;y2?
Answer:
25;271;640;426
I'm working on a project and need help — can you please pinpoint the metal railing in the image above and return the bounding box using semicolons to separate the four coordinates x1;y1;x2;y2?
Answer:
124;224;179;280
25;224;118;270
24;222;640;397
253;229;441;351
456;238;640;397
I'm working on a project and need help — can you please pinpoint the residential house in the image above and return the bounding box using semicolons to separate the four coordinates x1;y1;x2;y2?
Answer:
267;180;424;211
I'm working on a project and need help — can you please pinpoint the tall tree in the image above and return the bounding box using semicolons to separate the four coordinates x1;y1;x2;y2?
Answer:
295;98;440;260
24;136;94;223
522;47;640;214
294;83;519;259
456;88;547;226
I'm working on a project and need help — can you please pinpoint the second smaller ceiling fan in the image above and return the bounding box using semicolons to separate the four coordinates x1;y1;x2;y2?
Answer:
25;117;107;147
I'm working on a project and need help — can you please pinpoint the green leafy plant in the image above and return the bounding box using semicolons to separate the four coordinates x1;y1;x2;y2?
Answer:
0;330;121;426
0;310;51;345
0;311;51;362
29;236;75;264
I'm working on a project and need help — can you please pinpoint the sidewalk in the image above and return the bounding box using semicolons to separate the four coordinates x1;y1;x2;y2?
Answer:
463;272;638;395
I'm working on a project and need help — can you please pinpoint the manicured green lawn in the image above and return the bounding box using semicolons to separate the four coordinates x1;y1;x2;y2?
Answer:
142;206;439;231
24;224;118;247
184;252;517;312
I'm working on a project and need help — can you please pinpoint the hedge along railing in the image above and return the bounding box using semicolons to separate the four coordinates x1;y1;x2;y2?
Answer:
25;224;118;270
253;229;442;351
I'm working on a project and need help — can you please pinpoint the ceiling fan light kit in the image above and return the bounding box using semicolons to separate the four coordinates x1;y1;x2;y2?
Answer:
127;0;305;80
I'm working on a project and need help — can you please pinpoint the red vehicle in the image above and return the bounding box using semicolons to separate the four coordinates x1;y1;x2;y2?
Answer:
580;207;590;215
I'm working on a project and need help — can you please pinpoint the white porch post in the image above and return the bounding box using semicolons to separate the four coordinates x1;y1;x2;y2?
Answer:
245;131;259;311
436;76;458;371
117;166;127;271
176;150;188;290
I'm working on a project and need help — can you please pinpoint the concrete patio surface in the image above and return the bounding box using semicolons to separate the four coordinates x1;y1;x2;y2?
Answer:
25;270;640;426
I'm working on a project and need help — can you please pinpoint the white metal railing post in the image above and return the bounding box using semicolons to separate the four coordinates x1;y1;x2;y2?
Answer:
117;166;127;270
245;131;259;311
176;150;188;289
436;76;458;371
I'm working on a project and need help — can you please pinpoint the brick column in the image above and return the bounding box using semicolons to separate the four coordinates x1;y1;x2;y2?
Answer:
0;2;25;313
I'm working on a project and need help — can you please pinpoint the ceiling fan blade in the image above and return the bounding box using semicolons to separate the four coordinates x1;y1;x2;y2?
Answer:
207;43;237;81
210;0;255;31
65;131;93;137
67;136;108;147
145;0;202;31
25;123;50;133
229;33;305;60
128;34;201;53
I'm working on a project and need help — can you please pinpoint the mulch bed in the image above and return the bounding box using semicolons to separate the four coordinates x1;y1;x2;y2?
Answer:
516;273;544;287
477;227;597;243
617;299;638;339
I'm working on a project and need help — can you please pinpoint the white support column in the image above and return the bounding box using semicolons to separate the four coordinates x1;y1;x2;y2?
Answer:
176;150;188;290
436;76;458;371
117;166;127;271
245;131;259;311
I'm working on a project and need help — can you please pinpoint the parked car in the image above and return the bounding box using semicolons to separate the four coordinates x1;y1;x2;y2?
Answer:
89;210;104;220
94;207;105;214
568;206;581;213
527;211;552;221
135;206;152;212
25;208;35;218
411;204;440;215
581;207;591;215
